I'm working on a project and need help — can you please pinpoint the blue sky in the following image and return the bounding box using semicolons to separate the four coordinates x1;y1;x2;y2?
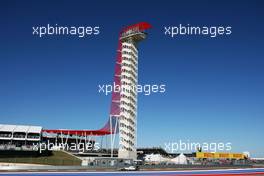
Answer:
1;0;264;157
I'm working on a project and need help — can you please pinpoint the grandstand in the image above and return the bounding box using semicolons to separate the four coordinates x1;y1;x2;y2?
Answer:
0;124;98;154
0;124;84;165
0;124;41;151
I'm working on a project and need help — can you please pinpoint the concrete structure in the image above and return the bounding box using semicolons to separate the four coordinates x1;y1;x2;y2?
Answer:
117;25;149;159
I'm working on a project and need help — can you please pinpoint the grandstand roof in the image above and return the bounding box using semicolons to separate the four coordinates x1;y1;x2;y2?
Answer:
42;129;110;136
0;124;42;134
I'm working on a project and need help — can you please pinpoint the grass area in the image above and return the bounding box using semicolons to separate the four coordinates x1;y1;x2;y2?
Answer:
0;151;82;166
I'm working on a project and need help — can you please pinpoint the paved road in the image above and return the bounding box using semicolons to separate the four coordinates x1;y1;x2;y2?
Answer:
1;168;264;176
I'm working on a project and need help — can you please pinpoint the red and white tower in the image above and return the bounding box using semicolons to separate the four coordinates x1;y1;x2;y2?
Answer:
43;22;151;160
118;23;150;159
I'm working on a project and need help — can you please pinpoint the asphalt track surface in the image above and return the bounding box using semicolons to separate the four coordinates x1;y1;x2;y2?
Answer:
1;168;264;176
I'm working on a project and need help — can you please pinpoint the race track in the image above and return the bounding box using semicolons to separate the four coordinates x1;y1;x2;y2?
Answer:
1;168;264;176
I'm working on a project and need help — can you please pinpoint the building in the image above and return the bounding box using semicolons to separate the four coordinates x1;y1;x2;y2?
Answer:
91;22;152;160
0;124;42;151
116;23;151;159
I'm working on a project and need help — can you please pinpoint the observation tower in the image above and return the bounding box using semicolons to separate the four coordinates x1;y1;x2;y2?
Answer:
43;22;152;160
